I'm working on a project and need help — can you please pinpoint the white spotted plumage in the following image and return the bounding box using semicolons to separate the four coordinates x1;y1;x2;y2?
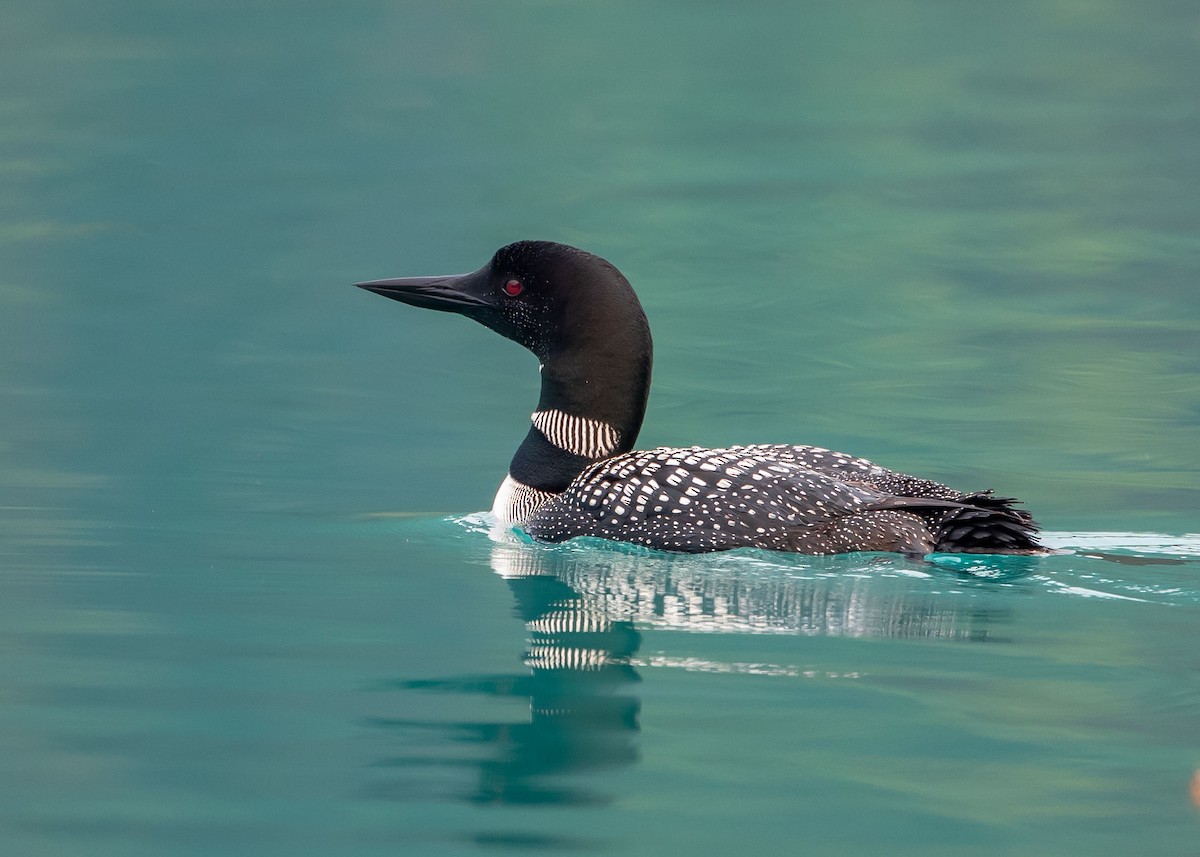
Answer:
507;445;918;553
510;443;1038;555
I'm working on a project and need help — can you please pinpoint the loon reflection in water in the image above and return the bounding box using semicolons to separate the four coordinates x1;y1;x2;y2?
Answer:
367;541;1021;807
357;241;1044;557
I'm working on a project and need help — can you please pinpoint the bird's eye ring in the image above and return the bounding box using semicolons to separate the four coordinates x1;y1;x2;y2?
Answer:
503;279;524;296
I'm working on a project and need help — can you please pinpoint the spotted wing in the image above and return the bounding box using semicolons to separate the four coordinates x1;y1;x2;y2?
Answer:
524;445;939;554
744;444;1040;550
737;444;965;500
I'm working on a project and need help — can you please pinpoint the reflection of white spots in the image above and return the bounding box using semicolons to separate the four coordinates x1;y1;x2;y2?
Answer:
1044;582;1148;602
635;654;863;679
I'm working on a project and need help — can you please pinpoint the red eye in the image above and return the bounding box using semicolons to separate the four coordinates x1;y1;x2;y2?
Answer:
503;279;523;296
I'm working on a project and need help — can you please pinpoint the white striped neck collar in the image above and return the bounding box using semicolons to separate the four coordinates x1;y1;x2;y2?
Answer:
530;409;621;460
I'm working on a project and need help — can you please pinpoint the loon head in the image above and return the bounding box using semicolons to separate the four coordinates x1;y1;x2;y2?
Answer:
356;240;650;366
357;241;654;471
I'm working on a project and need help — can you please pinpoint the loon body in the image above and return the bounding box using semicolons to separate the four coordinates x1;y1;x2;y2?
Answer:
357;241;1042;557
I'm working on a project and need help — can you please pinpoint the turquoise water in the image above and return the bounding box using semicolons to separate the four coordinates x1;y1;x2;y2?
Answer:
3;1;1199;855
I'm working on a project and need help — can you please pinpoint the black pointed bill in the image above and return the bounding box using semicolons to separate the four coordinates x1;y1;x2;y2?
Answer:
354;273;492;314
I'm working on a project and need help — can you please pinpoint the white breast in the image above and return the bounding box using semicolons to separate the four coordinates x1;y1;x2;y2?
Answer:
492;474;553;526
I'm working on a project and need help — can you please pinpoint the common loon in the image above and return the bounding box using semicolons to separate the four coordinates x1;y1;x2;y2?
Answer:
356;241;1043;557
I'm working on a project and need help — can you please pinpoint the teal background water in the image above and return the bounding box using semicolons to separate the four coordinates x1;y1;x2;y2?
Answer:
3;1;1199;855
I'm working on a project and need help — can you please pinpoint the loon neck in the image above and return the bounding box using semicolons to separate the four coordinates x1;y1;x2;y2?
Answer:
507;313;652;494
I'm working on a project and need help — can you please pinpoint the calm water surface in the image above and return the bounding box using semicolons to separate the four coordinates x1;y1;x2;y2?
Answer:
3;2;1199;855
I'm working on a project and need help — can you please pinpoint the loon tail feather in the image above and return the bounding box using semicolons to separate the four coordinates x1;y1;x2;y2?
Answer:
928;491;1043;554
